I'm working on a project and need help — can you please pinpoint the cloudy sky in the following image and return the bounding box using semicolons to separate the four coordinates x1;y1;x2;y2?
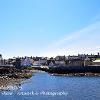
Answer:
0;0;100;58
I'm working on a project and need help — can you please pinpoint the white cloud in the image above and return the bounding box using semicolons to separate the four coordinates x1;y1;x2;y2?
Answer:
40;21;100;57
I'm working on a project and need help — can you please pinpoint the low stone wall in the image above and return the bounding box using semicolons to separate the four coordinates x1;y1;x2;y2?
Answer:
47;66;100;74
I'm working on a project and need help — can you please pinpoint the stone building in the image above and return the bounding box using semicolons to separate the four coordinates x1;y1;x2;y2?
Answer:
67;58;92;67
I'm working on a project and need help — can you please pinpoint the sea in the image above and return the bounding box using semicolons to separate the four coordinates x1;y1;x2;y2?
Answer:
0;71;100;100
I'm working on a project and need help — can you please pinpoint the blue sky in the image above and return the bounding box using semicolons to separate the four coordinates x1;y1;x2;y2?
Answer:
0;0;100;58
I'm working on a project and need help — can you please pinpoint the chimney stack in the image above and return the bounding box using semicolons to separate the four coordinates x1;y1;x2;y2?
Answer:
97;52;100;55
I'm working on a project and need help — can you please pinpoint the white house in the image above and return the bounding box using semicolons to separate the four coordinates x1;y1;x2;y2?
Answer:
38;59;47;65
21;57;33;67
33;61;41;66
55;61;66;66
92;60;100;65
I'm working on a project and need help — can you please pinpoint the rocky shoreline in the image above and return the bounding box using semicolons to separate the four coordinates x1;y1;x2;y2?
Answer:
0;67;34;91
0;76;25;91
0;67;33;79
32;66;100;76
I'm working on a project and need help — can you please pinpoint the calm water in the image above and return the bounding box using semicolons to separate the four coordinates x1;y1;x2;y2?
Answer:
0;72;100;100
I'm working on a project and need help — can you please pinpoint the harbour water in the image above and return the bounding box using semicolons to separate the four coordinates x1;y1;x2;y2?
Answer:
0;72;100;100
